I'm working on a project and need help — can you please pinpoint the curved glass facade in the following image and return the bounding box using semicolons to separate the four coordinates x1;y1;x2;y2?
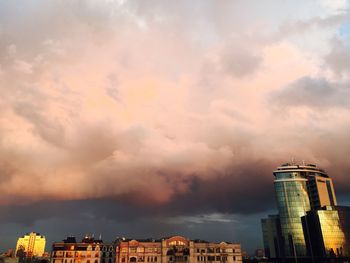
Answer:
274;171;311;257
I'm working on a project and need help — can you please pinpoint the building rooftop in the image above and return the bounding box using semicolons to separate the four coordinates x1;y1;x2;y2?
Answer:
274;163;328;177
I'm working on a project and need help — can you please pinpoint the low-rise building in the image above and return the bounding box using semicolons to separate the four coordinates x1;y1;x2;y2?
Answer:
50;236;115;263
116;236;242;263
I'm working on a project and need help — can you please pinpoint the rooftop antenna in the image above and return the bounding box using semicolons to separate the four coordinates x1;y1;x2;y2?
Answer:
99;234;102;240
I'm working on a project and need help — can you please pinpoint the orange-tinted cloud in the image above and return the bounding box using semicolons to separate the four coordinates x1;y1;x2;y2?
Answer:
0;0;349;211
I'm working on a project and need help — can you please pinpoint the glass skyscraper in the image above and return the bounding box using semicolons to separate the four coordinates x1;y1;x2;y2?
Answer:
262;162;337;260
274;164;311;257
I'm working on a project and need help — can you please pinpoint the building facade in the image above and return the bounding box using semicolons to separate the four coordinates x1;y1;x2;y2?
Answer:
261;215;283;259
115;236;242;263
307;173;337;210
302;206;350;260
15;232;46;258
273;164;312;257
50;236;115;263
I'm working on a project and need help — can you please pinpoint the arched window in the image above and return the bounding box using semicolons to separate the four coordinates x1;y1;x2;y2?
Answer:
130;257;137;262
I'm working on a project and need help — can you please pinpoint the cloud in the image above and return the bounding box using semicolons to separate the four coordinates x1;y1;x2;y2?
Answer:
324;37;350;77
220;42;263;78
166;213;235;224
269;76;350;109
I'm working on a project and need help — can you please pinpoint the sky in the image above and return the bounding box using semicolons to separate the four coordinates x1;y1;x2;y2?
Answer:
0;0;350;255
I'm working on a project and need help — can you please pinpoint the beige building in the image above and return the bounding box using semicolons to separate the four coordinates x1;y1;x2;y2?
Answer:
15;232;46;258
116;236;242;263
51;236;115;263
307;174;337;210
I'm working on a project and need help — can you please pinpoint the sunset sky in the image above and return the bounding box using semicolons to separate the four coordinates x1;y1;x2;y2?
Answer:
0;0;350;254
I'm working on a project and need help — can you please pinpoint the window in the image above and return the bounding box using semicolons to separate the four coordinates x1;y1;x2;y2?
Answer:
130;257;137;262
168;241;185;246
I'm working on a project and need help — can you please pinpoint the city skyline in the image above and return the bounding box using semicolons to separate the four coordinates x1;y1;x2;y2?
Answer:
1;0;350;255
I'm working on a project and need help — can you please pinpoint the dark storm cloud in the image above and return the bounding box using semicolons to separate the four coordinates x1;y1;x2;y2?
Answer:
0;159;277;228
167;160;276;214
0;199;267;253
